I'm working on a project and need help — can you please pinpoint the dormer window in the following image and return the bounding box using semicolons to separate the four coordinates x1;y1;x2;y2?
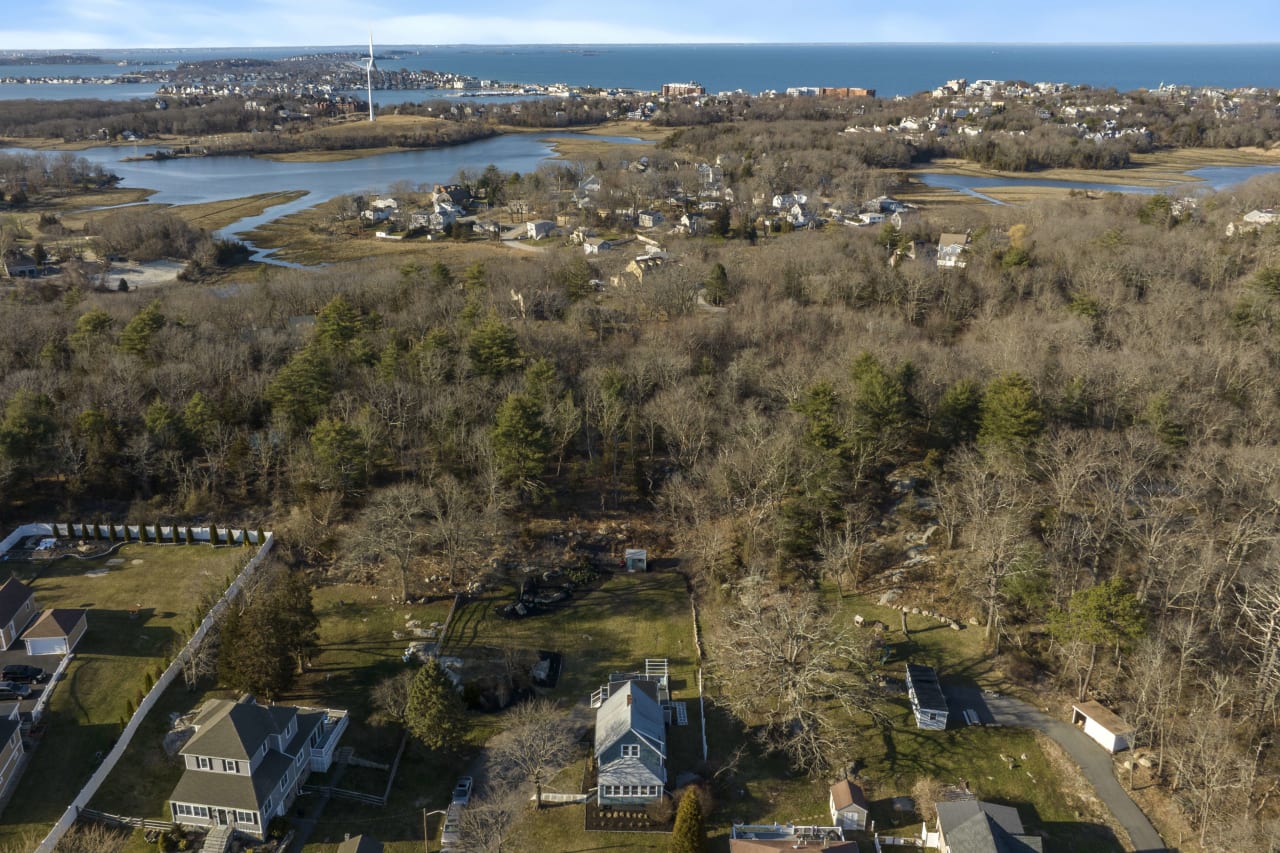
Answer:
196;756;212;770
222;759;240;773
622;744;640;758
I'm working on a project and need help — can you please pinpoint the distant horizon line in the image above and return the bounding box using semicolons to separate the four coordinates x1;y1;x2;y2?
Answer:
5;40;1280;51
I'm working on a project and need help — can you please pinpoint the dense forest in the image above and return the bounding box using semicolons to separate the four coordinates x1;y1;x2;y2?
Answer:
4;129;1280;847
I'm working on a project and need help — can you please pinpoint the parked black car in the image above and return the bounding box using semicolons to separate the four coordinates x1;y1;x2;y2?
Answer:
1;664;48;684
0;681;31;700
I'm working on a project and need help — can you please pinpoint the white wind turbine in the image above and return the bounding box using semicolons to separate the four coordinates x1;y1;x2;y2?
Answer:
365;31;376;122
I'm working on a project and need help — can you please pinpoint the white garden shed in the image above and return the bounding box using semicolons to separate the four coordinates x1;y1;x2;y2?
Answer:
1072;701;1135;753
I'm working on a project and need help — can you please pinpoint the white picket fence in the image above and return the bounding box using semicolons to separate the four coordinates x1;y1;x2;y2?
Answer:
19;524;276;853
532;792;590;804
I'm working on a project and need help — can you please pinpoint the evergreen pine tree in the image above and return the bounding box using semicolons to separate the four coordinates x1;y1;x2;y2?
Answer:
977;372;1044;456
491;392;550;499
669;789;708;853
404;658;467;752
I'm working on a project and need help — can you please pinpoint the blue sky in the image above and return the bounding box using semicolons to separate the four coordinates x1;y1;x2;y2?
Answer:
6;0;1280;48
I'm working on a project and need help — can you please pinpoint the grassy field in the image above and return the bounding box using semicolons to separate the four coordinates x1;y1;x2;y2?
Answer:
443;571;698;702
286;584;466;852
0;542;250;847
289;572;701;852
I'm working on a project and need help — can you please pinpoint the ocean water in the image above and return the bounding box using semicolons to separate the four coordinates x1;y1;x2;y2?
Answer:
1;44;1277;100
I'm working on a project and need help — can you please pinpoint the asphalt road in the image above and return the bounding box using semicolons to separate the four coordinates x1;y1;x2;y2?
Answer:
946;685;1167;853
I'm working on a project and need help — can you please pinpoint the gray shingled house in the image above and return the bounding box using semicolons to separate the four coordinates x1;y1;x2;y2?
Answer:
929;799;1044;853
0;577;37;651
168;695;348;838
594;679;667;807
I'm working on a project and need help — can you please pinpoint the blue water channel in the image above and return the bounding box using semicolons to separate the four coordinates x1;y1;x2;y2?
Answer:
26;132;647;262
917;164;1280;204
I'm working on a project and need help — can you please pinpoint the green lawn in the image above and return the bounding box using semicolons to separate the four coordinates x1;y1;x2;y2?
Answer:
825;588;1002;690
296;571;702;852
444;571;699;702
0;542;250;847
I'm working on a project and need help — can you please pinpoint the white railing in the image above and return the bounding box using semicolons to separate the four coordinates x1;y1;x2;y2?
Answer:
32;529;275;853
28;652;75;725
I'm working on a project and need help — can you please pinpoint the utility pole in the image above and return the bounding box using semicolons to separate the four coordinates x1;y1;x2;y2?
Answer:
422;808;446;852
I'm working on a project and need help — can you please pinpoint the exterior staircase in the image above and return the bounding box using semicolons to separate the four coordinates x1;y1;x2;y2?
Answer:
202;824;232;853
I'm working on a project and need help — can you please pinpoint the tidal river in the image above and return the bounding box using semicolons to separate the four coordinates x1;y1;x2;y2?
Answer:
30;132;645;264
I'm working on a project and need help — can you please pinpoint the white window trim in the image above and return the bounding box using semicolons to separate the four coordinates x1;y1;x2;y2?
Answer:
621;744;639;758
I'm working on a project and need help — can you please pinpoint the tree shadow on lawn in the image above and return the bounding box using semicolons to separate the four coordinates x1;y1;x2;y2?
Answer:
76;609;177;658
993;802;1123;853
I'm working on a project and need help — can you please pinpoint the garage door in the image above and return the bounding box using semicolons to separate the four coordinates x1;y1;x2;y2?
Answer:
24;637;66;656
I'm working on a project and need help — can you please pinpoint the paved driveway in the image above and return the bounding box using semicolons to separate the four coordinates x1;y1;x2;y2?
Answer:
946;685;1166;853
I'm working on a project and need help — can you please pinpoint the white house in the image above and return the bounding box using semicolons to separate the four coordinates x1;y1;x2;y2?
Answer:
638;210;664;228
1071;701;1135;753
526;220;556;240
361;197;398;222
828;779;869;830
771;192;808;210
679;213;708;235
906;663;948;730
937;232;971;269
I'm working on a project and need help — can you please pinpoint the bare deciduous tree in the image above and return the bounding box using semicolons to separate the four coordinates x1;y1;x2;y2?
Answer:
491;698;579;808
716;574;882;775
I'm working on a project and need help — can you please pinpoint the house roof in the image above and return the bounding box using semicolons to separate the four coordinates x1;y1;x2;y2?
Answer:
22;608;85;639
182;697;297;761
938;231;969;248
0;578;33;628
936;800;1044;853
336;836;383;853
170;747;294;812
907;663;948;713
597;753;666;787
829;779;868;812
595;680;665;760
1073;701;1134;735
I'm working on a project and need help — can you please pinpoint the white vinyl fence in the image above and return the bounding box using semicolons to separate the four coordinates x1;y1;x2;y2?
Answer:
4;524;276;853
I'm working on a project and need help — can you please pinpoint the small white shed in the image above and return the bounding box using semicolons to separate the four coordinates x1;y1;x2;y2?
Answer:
623;549;648;572
829;779;869;830
1072;701;1135;753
